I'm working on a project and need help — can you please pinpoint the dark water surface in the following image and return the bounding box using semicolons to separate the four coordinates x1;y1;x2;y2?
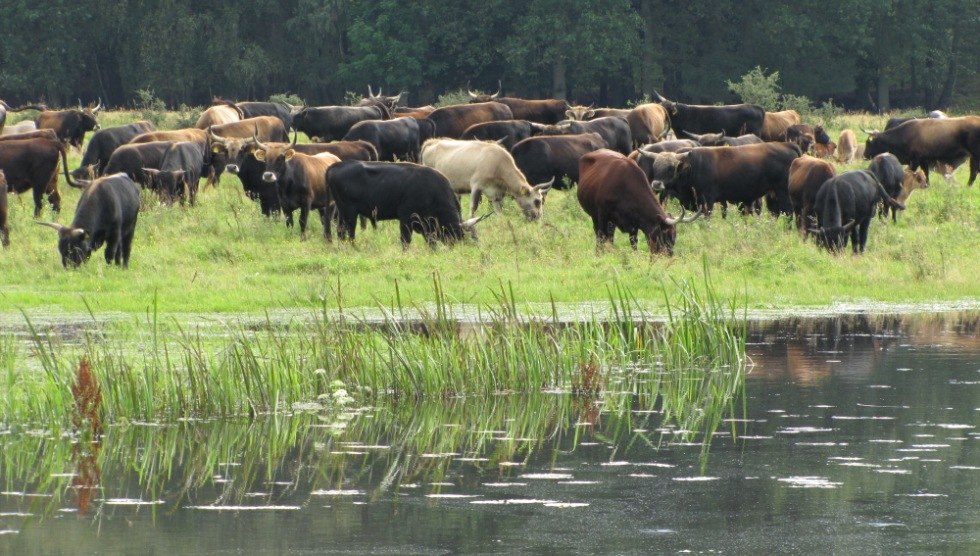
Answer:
1;313;977;555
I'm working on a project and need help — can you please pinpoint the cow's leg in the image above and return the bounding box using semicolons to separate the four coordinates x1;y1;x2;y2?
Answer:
629;231;639;250
319;207;332;242
284;210;294;228
398;218;413;248
298;205;310;240
470;188;483;217
121;228;135;268
47;186;61;214
491;194;505;213
105;231;120;265
32;186;45;218
969;155;978;187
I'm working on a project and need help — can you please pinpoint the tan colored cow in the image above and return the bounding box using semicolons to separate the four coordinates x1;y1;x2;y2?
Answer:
420;138;553;220
195;99;244;129
761;110;801;141
837;129;857;163
881;168;928;222
626;103;670;147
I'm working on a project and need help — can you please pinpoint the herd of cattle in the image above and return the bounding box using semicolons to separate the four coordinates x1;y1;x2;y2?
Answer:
0;87;978;267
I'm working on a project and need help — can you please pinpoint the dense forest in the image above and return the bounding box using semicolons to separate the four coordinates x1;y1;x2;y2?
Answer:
1;0;977;110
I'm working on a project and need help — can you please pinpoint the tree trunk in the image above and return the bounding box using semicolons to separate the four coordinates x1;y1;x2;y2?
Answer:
936;27;959;109
877;72;890;113
639;0;656;97
552;57;567;100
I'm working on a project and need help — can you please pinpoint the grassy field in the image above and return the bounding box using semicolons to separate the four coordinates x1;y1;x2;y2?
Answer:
0;111;977;316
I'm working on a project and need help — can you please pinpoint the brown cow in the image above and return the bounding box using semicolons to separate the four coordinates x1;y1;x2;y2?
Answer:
761;110;801;141
255;143;341;240
467;83;566;124
195;98;244;129
837;130;857;164
863;116;980;185
0;136;83;216
627;103;670;147
578;149;698;254
0;129;59;143
35;100;102;149
785;124;815;153
0;170;8;247
426;102;514;139
788;155;836;233
206;116;290;181
814;141;837;159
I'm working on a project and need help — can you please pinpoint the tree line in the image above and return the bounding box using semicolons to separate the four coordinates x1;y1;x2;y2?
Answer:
1;0;976;111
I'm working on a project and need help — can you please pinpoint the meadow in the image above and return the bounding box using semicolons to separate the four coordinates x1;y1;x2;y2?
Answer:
0;110;977;317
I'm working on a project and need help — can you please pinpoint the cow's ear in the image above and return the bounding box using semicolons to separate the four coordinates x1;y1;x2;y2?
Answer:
211;143;224;154
284;149;295;160
253;149;266;161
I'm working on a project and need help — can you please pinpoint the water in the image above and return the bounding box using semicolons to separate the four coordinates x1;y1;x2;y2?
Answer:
1;313;977;554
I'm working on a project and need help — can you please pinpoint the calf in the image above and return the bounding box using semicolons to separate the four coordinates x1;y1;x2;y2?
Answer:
785;124;815;153
837;130;857;164
37;173;140;268
72;121;155;180
328;161;486;246
880;168;927;222
788;155;836;233
0;170;8;247
0;121;38;136
256;147;340;240
104;141;173;188
577;149;698;254
420;139;553;220
143;142;206;205
511;133;607;189
810;170;904;253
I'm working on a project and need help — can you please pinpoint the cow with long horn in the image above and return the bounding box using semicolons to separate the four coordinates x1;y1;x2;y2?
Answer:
467;80;567;124
34;101;102;149
37;173;141;268
578;149;699;255
652;90;764;137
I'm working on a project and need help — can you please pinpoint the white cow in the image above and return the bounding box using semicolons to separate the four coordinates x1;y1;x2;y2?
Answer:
420;138;553;220
0;120;37;136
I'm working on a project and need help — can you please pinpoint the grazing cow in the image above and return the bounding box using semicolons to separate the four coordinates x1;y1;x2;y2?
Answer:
761;110;801;141
461;120;542;151
630;150;689;193
881;168;927;222
536;117;633;155
0;100;45;133
653;90;765;136
626;103;670;147
467;84;567;124
103;141;173;188
813;141;837;159
328;161;486;246
71;121;156;180
291;105;390;143
195;98;244;129
785;124;815;153
37;173;141;268
35;100;102;149
427;102;514;139
343;116;432;161
420;139;553;220
863;117;980;185
0;170;8;247
787;155;836;233
867;153;906;199
1;121;38;136
637;139;699;154
255;147;340;240
810;170;904;253
837;130;858;164
143;142;207;205
681;131;763;147
0;136;83;216
668;142;802;216
511;133;608;190
577;149;698;254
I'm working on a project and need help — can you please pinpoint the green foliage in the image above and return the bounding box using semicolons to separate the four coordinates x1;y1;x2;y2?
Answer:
269;92;304;107
343;91;363;107
727;67;784;110
133;88;168;126
435;89;473;108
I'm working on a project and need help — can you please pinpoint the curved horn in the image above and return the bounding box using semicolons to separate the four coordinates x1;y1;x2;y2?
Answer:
663;208;685;226
651;90;667;103
461;211;494;229
35;221;67;232
490;80;501;99
93;97;103;112
681;130;701;141
533;177;555;192
77;98;83;111
467;81;478;98
254;131;270;152
206;125;222;143
390;91;404;103
842;219;857;231
367;85;376;99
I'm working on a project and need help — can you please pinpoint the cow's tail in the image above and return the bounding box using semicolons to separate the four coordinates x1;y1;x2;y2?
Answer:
867;170;904;211
60;144;86;188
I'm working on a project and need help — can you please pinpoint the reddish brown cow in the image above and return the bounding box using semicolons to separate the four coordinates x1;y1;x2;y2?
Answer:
427;102;514;139
577;149;698;254
788;155;836;233
35;101;102;148
0;129;59;143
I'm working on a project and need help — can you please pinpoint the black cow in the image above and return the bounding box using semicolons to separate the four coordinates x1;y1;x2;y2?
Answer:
291;105;390;143
104;141;173;188
867;153;905;199
538;117;633;155
328;161;485;246
668;143;802;216
37;173;141;268
511;133;607;190
652;90;764;136
0;170;8;247
460;120;541;151
682;131;763;147
343;116;431;161
72;121;156;180
143;142;206;205
34;100;103;149
810;170;904;253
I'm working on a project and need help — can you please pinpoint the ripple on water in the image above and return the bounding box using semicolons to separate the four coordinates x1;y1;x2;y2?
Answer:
99;499;166;506
777;476;842;489
310;490;364;496
186;505;302;511
519;473;574;480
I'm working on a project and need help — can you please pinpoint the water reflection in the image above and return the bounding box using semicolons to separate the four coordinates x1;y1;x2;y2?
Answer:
1;311;978;554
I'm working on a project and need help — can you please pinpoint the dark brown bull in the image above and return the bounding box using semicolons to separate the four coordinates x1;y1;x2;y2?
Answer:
426;102;514;139
34;100;103;149
255;143;341;241
761;110;801;141
0;136;83;216
863;116;980;185
577;149;698;254
788;155;836;233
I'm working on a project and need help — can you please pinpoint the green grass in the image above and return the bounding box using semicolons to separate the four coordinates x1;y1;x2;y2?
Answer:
0;112;977;316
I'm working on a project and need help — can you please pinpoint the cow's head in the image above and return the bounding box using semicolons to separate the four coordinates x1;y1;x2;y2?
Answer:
208;126;257;174
649;209;700;256
70;164;97;181
37;222;92;267
903;168;928;192
652;90;678;115
143;168;189;204
468;80;502;103
808;219;856;252
515;177;555;221
77;98;102;132
359;85;403;112
861;129;884;159
253;143;294;183
684;130;727;146
565;104;596;121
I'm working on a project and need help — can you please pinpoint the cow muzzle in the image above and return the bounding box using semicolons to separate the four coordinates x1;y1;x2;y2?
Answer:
262;171;277;183
225;164;240;174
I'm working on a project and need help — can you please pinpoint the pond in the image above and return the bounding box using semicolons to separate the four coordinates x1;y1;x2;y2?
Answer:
1;312;977;554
